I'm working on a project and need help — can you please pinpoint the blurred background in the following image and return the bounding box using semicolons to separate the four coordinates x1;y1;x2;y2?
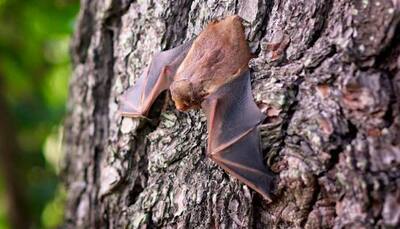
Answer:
0;0;79;228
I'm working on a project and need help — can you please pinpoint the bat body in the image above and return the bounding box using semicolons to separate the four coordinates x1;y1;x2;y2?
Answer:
119;15;274;201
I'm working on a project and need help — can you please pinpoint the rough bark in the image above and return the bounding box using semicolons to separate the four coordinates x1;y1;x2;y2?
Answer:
64;0;400;228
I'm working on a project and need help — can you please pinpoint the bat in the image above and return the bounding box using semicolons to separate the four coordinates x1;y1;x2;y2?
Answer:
119;15;274;201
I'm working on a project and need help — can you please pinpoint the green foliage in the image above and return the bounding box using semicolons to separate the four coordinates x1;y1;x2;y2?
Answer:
0;0;79;228
41;185;67;229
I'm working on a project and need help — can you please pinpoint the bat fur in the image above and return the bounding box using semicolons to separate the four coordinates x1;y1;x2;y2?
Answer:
119;15;274;201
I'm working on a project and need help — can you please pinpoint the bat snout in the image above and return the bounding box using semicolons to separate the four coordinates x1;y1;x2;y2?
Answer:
174;100;191;111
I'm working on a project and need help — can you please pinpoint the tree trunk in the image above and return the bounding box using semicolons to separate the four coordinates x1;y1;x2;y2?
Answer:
63;0;400;228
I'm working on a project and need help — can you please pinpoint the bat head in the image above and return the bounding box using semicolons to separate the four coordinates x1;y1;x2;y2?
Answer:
170;79;205;111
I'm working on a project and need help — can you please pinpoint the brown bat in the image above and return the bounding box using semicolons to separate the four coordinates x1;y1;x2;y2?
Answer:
119;15;274;201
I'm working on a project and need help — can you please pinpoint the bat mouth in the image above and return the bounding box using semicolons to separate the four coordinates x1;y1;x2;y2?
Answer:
173;98;202;111
175;101;191;111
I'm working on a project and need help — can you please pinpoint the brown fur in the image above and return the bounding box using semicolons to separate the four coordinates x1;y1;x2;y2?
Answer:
171;15;252;111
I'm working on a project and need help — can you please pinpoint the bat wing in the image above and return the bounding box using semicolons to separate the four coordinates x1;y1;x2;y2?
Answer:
201;70;274;201
119;41;192;118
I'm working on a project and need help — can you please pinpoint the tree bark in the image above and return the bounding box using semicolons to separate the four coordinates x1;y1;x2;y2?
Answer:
64;0;400;228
